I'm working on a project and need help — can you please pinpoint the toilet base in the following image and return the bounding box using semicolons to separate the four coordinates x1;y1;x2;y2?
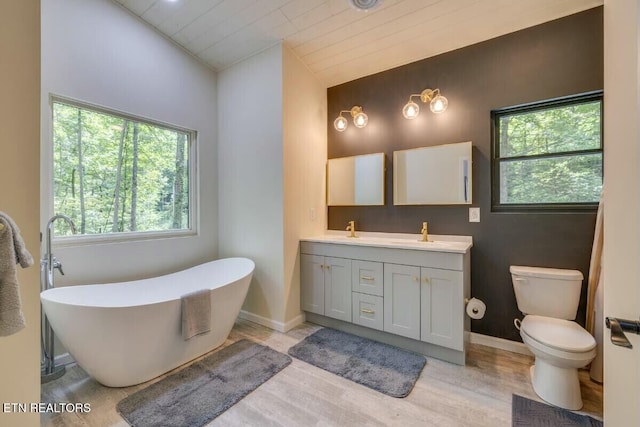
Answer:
530;360;583;410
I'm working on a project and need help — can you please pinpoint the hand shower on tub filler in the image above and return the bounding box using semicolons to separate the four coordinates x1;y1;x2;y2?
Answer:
41;214;76;384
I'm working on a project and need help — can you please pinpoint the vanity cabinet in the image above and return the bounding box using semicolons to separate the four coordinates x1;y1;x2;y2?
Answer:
300;235;471;365
300;254;351;322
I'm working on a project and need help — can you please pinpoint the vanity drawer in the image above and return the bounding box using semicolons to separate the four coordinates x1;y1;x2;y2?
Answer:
351;260;383;296
352;292;384;331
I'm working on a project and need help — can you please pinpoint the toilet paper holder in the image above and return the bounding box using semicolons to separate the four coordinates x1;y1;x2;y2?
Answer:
465;297;486;319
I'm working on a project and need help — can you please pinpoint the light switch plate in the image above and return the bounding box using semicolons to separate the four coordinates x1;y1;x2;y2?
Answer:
469;207;480;223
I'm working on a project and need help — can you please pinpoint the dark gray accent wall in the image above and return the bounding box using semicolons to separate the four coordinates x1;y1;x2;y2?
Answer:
327;8;603;341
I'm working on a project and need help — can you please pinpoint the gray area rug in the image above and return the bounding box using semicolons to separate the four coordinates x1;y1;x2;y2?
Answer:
288;327;426;397
117;339;291;427
512;394;603;427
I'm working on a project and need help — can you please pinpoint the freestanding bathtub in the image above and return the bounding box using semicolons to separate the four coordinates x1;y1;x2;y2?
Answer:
40;257;254;387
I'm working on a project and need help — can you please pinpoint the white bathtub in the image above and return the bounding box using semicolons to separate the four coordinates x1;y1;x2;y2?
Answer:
40;257;254;387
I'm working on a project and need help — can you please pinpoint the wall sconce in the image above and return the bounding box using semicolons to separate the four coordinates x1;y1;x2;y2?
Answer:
334;106;368;131
402;88;448;119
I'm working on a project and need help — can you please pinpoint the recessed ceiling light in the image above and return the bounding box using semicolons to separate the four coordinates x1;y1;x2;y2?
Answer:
348;0;382;12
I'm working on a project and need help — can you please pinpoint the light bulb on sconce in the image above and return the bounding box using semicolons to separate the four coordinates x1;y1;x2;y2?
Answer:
430;92;448;113
334;115;348;132
402;88;448;119
334;106;368;131
402;100;420;119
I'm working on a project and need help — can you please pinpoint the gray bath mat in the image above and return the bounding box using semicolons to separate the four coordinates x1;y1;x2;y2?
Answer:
288;328;426;397
116;339;291;427
512;394;603;426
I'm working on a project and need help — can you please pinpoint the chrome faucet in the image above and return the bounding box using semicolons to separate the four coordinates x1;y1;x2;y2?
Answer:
41;214;76;383
420;222;431;242
346;220;357;238
43;214;76;292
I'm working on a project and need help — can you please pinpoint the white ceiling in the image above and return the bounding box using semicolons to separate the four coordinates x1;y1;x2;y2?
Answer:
114;0;603;87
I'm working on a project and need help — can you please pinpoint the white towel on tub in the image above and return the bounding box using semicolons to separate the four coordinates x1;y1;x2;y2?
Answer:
181;289;211;340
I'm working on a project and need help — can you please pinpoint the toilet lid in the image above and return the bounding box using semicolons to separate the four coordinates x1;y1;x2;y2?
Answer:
521;315;596;353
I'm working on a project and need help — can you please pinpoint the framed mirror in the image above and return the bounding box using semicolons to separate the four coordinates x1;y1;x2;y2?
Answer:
393;141;472;205
327;153;385;206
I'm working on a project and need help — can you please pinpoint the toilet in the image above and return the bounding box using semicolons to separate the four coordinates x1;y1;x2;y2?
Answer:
511;265;596;410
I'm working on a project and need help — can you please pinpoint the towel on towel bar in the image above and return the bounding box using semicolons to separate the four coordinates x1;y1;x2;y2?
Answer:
181;289;211;340
0;213;34;337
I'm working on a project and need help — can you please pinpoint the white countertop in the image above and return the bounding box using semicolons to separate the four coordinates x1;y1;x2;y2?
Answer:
302;231;472;254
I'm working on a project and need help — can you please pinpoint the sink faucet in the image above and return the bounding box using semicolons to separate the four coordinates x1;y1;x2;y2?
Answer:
420;222;431;242
346;220;357;238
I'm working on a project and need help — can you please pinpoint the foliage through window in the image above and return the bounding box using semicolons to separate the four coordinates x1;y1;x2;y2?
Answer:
52;98;194;237
492;92;603;210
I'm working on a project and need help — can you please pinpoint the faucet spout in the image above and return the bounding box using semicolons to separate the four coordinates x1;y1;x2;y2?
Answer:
420;221;431;242
44;214;76;290
346;220;357;238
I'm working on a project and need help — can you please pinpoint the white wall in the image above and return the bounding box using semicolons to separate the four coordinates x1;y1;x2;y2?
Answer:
282;46;327;324
41;0;218;284
218;43;327;329
0;1;41;425
218;45;286;325
603;1;640;424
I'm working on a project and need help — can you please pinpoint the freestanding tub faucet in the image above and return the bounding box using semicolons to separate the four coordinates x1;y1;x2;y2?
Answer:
41;214;76;383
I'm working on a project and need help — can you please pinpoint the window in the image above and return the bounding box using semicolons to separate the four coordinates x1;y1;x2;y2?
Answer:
492;91;603;211
51;97;196;239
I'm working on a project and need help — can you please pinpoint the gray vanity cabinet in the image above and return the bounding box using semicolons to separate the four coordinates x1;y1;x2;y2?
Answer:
300;254;352;322
300;237;471;365
383;264;421;340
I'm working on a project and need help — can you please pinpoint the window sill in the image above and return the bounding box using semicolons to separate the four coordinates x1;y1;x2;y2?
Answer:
52;229;198;248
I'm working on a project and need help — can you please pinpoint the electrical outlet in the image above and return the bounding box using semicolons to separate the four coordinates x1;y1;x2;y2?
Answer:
309;208;317;221
469;207;480;223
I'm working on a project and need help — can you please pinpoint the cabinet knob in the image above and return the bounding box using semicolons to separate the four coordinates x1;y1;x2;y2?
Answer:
320;264;324;268
413;277;418;282
423;277;429;283
326;265;330;270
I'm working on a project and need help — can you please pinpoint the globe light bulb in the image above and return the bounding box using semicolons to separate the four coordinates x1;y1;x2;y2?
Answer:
353;111;368;128
430;94;448;113
334;116;348;132
402;100;420;119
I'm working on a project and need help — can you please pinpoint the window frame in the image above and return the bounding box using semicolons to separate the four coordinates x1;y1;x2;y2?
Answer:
48;94;199;246
491;90;604;212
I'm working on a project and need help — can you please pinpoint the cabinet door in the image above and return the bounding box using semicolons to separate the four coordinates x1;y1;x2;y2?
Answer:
324;257;352;322
384;263;421;340
421;267;464;350
301;254;325;315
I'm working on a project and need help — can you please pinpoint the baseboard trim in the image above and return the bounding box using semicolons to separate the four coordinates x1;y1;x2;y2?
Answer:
470;332;532;356
52;352;74;366
238;310;304;333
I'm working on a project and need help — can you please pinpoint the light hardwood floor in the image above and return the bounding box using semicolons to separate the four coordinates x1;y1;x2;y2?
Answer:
41;320;603;426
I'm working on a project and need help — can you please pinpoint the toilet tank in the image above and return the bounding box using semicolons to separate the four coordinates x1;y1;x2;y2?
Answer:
510;265;584;320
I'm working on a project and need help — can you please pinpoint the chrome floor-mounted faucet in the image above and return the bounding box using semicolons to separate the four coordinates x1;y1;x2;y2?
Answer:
41;214;76;383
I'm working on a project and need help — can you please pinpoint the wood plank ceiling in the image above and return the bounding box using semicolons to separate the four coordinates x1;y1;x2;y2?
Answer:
114;0;603;87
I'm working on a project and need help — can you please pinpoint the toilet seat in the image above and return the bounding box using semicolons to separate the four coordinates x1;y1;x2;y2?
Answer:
521;315;596;353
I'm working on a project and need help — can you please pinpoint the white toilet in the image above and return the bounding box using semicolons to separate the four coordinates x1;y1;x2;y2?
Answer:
511;265;596;410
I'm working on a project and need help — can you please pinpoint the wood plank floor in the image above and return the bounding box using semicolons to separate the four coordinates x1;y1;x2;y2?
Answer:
41;320;603;426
